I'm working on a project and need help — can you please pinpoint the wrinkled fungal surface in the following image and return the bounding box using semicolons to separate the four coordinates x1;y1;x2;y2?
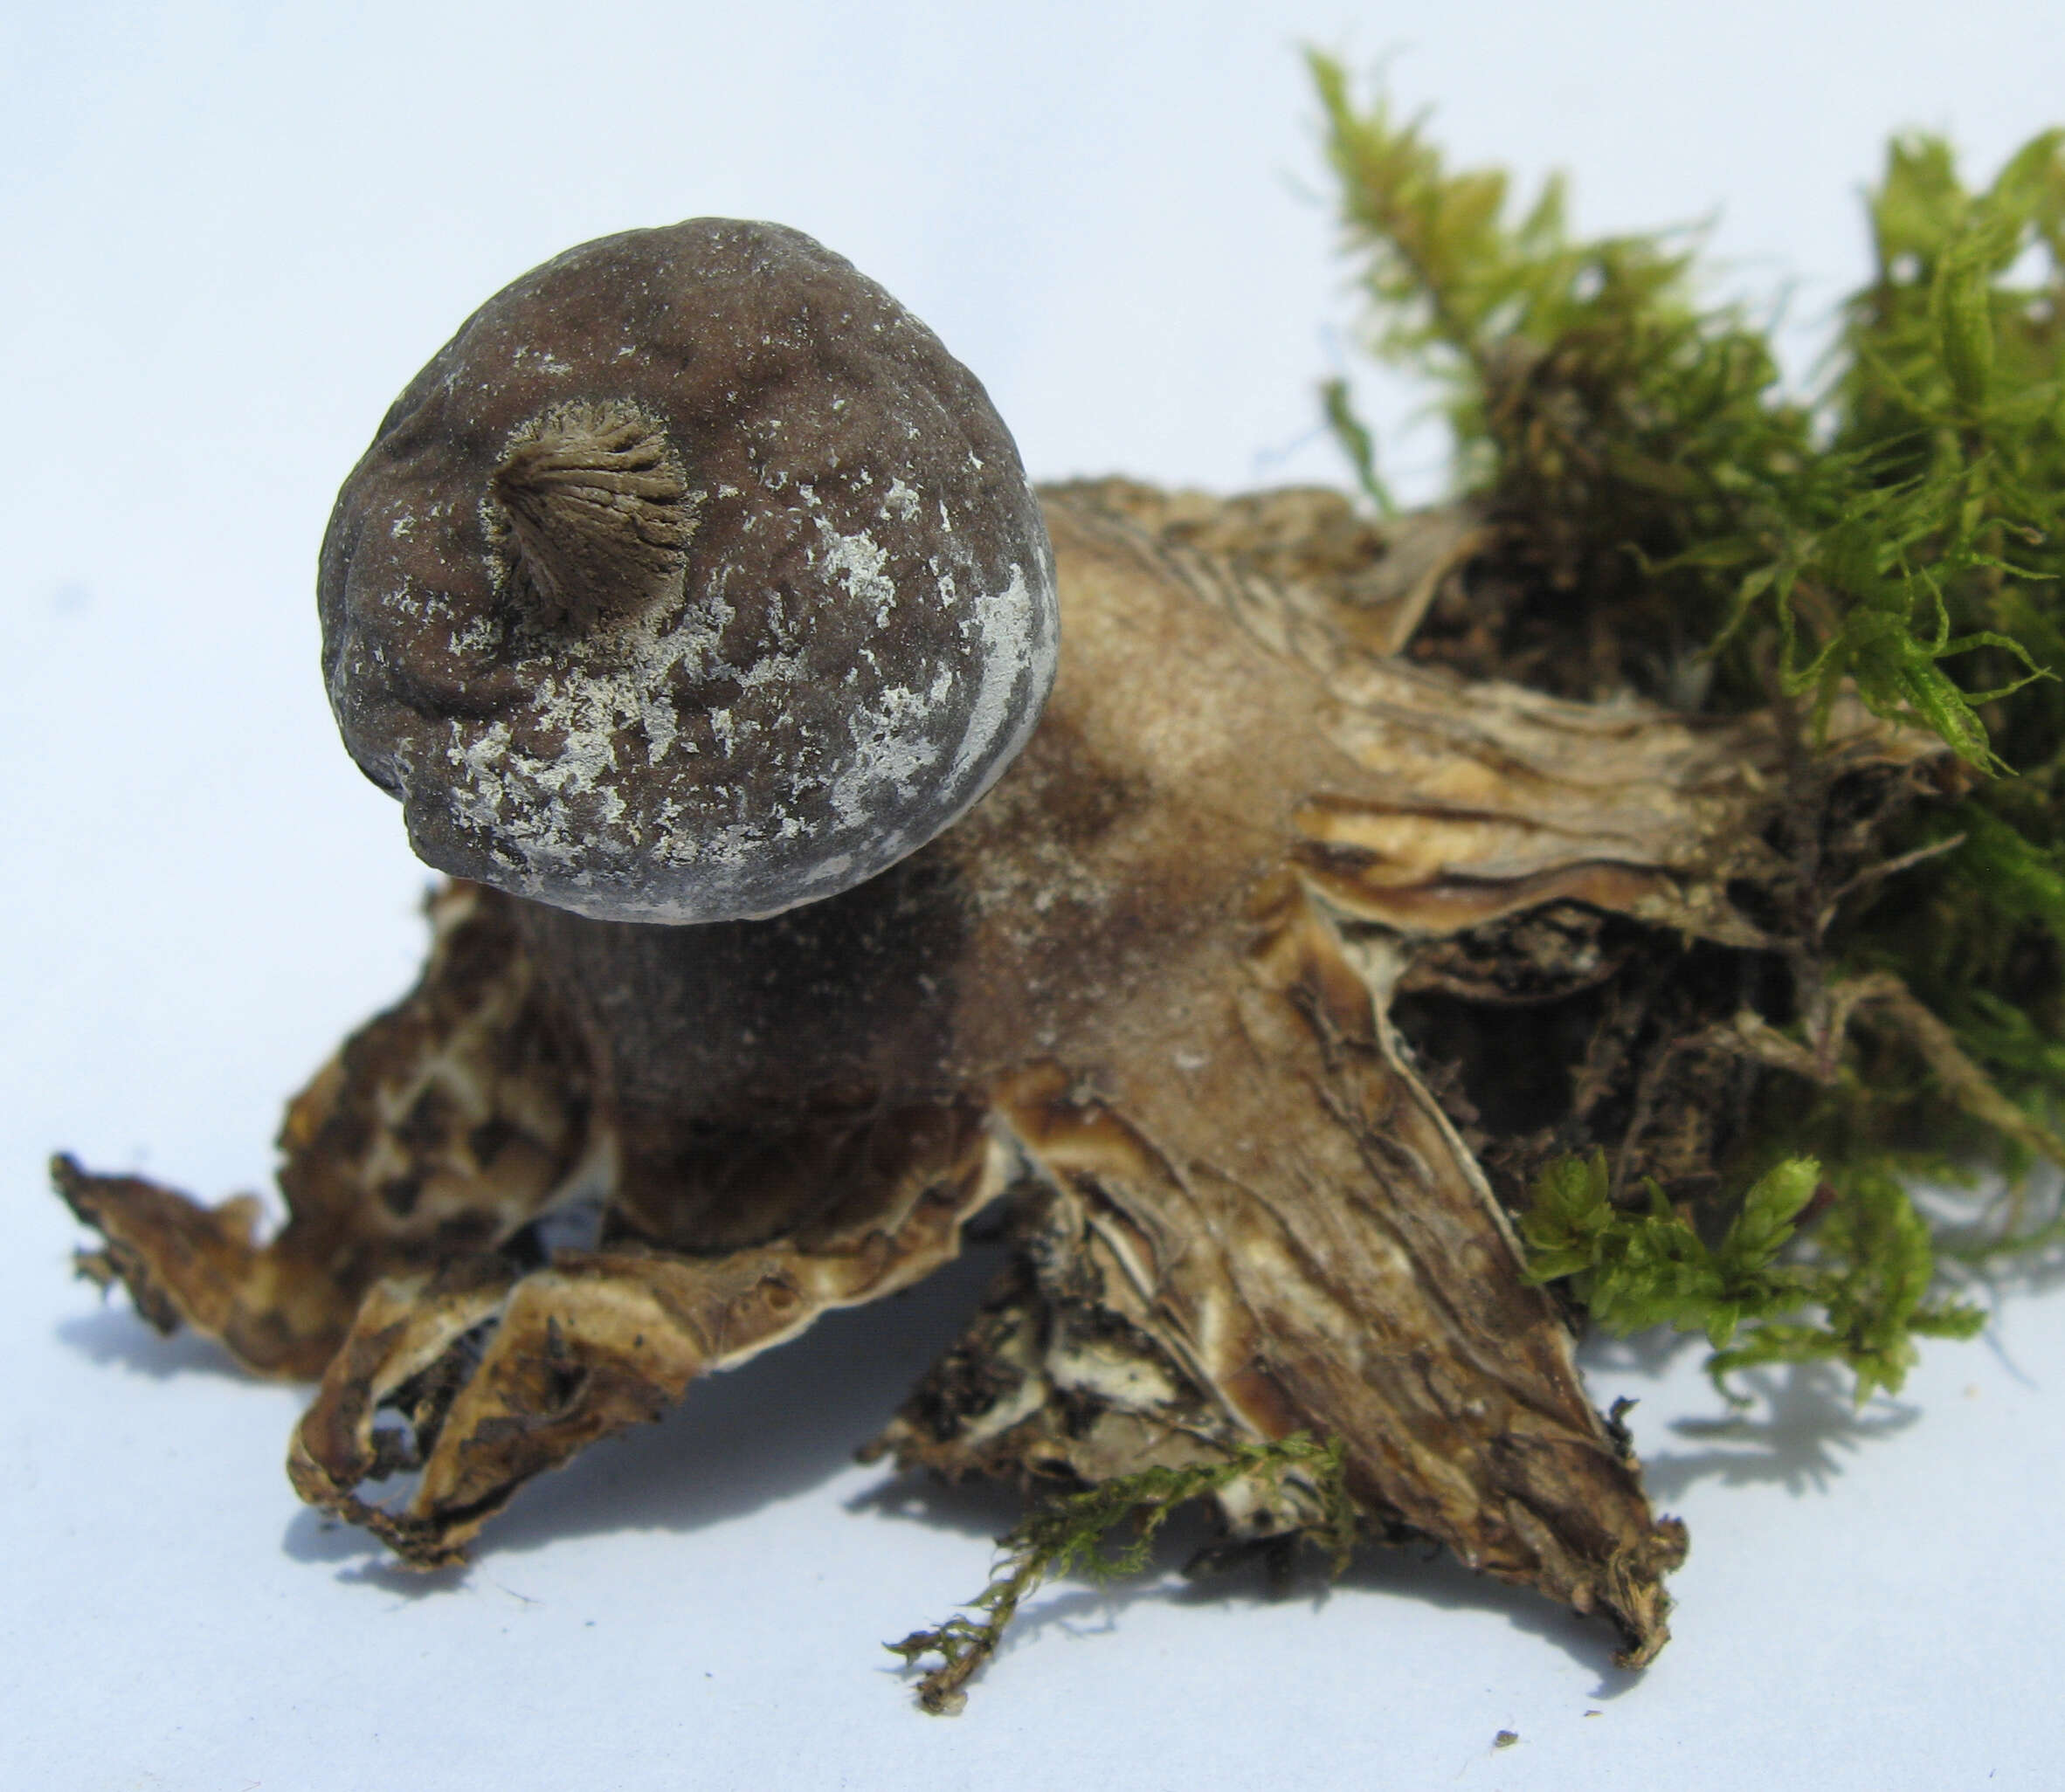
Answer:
59;479;1948;1686
320;219;1058;924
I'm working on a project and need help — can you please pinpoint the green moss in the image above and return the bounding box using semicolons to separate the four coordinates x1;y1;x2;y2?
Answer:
1521;1152;1982;1400
1313;52;2065;1392
889;1433;1354;1713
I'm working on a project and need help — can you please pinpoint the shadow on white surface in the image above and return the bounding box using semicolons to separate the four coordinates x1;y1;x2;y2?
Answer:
252;1239;1012;1577
52;1215;1940;1662
1579;1316;1935;1499
1644;1366;1922;1499
47;1169;2062;1745
852;1423;1649;1697
52;1221;1663;1692
57;1301;260;1382
1578;1321;1709;1378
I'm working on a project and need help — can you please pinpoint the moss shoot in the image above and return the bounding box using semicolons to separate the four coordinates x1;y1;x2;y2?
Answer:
1314;51;2065;1394
889;1434;1355;1714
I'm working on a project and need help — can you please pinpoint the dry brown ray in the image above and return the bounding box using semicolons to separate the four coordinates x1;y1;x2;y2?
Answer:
56;882;590;1378
288;1102;1010;1565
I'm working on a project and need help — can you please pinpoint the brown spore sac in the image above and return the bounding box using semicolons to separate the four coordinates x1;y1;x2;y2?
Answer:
319;219;1058;925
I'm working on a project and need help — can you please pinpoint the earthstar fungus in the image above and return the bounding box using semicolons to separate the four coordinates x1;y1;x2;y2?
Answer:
57;216;1952;1707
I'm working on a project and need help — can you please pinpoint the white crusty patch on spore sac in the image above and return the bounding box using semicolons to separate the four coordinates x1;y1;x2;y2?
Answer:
826;667;954;829
883;477;922;523
408;464;1055;923
432;588;731;890
947;561;1046;796
448;614;501;658
811;513;897;627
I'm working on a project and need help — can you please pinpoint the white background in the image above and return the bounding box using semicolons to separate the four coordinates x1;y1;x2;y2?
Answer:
6;3;2065;1787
